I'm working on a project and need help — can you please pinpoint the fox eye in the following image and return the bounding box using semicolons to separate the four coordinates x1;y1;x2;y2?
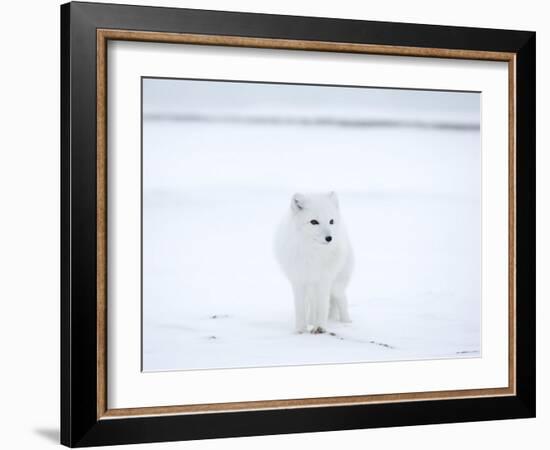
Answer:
329;219;334;225
310;220;319;225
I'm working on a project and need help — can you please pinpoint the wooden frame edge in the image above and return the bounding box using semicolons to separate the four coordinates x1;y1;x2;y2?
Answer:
97;29;108;419
97;28;515;61
508;55;517;395
95;28;517;420
100;387;515;419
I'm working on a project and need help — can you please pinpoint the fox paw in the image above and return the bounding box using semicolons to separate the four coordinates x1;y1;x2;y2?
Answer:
311;326;326;334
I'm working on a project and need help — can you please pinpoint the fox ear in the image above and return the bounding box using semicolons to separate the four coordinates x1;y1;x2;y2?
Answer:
328;191;339;207
291;193;306;212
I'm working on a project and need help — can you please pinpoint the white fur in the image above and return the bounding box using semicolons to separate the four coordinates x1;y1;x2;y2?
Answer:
275;192;354;334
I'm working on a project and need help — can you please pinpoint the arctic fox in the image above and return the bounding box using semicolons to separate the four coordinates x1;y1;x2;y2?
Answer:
275;192;353;334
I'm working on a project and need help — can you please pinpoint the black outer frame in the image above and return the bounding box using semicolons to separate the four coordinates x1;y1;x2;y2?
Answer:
60;1;536;447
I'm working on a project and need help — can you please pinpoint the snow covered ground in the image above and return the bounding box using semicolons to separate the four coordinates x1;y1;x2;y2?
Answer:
142;80;481;372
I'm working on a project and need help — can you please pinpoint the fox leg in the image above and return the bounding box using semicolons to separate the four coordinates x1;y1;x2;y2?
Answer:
292;284;307;333
330;280;351;322
329;294;340;321
331;282;351;323
311;282;330;333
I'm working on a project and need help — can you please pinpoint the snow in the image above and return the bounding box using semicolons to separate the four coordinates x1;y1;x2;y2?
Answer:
142;80;481;372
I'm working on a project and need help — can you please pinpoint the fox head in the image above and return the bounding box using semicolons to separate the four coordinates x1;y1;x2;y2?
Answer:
290;192;342;246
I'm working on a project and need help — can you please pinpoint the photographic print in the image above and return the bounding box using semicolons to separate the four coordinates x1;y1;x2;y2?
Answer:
141;78;481;372
62;5;535;445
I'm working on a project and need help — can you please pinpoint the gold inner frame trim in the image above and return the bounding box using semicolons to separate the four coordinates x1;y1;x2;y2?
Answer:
96;28;517;420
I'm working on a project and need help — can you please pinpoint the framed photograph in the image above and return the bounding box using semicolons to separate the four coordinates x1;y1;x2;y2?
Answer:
61;1;536;447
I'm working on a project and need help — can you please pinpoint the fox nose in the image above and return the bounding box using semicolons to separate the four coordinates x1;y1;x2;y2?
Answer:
325;236;332;242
